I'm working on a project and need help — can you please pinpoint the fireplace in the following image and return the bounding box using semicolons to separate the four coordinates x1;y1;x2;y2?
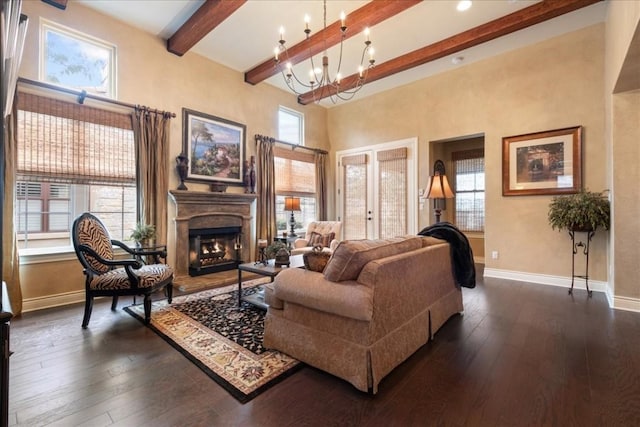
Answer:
169;190;257;279
189;226;242;276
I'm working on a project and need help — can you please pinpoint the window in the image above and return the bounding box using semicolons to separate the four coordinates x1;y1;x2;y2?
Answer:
278;106;304;145
16;92;136;250
454;149;485;232
276;107;314;234
274;148;316;235
41;20;116;98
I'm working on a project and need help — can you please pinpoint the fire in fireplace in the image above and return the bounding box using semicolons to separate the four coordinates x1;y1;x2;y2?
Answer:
189;226;242;276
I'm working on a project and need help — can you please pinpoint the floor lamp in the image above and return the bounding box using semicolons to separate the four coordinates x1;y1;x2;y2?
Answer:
425;160;454;222
284;196;301;237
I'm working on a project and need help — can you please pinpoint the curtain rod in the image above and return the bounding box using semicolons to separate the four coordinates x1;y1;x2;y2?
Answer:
17;77;176;118
255;134;328;155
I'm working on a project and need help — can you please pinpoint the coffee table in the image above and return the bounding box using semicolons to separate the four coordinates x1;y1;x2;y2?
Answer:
237;255;304;309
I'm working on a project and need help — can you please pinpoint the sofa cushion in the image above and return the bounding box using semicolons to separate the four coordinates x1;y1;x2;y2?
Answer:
273;268;373;321
324;237;423;282
307;231;335;248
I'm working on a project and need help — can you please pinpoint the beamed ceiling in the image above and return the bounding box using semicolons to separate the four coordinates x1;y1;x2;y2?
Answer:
73;0;607;107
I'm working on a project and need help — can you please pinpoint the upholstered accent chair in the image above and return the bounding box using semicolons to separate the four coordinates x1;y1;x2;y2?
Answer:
72;213;174;328
290;221;342;256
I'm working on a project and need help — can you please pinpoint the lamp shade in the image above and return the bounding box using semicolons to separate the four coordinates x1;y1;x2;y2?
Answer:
284;196;301;211
425;173;454;199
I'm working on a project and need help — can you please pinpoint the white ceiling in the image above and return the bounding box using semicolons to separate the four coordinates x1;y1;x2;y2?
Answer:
76;0;608;107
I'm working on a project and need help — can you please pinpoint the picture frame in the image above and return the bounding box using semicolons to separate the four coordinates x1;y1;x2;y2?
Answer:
182;108;246;185
502;126;582;196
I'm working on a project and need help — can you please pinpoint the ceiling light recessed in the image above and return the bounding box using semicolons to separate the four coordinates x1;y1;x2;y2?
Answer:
452;56;464;65
457;1;472;12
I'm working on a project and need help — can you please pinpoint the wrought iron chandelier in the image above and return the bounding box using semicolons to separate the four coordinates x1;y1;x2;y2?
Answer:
273;0;375;104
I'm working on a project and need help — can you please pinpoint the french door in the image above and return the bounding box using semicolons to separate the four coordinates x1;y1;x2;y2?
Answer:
336;138;417;240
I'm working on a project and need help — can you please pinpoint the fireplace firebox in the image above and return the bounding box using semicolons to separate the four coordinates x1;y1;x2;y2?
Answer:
189;226;242;276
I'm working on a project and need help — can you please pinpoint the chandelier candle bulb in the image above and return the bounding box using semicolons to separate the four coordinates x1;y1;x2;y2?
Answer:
340;11;346;28
364;27;370;42
304;14;310;30
279;26;284;41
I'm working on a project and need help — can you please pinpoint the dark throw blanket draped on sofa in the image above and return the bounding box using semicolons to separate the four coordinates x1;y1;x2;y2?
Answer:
418;222;476;288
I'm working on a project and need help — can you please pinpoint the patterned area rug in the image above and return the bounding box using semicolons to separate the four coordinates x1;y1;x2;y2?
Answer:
124;279;301;403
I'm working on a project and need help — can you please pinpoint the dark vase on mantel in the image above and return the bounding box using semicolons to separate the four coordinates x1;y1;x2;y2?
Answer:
176;154;188;190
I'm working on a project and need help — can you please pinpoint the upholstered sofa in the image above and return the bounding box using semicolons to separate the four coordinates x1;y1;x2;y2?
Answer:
290;221;341;256
263;235;464;393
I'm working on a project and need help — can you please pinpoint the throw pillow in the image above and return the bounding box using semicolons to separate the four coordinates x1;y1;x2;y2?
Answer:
307;231;335;248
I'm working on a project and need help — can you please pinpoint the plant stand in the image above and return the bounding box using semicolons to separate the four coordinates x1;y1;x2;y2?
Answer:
569;230;594;297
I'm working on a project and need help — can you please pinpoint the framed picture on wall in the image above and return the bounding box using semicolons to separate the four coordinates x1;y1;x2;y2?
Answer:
182;108;246;185
502;126;582;196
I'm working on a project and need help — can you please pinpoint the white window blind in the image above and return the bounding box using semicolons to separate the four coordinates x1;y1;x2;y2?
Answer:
454;149;485;232
16;92;135;186
377;147;407;239
274;147;316;231
342;153;368;240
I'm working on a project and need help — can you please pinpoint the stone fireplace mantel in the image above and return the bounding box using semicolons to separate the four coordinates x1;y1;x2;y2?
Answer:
169;190;257;278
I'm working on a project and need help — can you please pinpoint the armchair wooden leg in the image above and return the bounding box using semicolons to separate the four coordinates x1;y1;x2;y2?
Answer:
165;283;173;304
111;296;119;311
143;294;152;324
82;295;94;329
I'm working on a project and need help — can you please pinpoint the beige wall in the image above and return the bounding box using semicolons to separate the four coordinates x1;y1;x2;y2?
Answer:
328;25;608;281
605;1;640;304
18;1;329;305
15;2;638;308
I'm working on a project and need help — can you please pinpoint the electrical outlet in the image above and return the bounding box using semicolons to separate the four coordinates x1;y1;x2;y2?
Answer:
491;251;499;259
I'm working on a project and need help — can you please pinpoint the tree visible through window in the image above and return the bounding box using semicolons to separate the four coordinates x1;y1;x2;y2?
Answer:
454;149;485;232
41;19;116;97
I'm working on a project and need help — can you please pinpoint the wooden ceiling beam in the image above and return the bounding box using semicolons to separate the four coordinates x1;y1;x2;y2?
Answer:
167;0;246;57
244;0;422;85
298;0;602;105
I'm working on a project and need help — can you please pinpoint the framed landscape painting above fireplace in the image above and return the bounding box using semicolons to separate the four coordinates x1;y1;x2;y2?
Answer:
182;108;246;185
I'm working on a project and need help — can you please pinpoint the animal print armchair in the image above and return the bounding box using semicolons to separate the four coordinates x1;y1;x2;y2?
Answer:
72;212;174;328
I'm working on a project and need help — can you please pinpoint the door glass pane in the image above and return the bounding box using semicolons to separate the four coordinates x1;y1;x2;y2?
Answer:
378;158;407;239
343;163;367;240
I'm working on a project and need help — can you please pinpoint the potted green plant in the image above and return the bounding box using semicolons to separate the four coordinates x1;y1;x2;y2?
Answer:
548;189;610;232
265;241;288;260
130;223;156;247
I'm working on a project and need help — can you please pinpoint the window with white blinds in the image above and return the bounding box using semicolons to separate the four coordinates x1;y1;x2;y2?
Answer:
15;92;137;249
454;149;485;232
377;147;407;239
274;147;316;233
341;153;368;240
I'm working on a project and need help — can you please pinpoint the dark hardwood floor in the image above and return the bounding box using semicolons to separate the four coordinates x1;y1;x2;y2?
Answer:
7;266;640;426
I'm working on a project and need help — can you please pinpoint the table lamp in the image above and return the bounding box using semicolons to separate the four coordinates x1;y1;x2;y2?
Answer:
284;196;301;237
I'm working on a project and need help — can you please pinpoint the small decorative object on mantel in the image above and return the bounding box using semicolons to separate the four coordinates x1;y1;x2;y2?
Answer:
243;159;251;193
210;183;228;192
249;155;256;194
176;153;189;190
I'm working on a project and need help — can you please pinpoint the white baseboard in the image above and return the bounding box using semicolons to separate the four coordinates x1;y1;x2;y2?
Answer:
22;290;85;313
483;268;640;312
